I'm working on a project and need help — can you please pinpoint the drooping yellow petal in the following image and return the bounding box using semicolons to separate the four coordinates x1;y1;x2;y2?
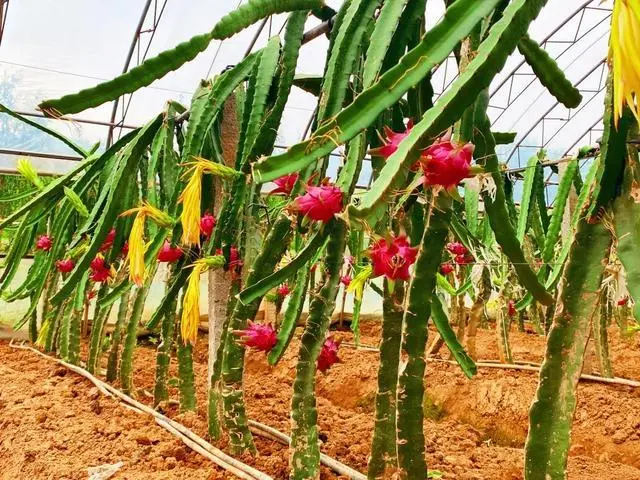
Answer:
120;203;175;286
178;157;242;247
179;165;205;247
181;262;204;344
611;0;640;126
127;213;146;286
180;255;226;344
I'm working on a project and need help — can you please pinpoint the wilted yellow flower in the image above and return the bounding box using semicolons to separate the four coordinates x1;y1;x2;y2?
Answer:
178;157;241;247
347;265;373;301
610;0;640;125
120;202;175;286
181;255;226;344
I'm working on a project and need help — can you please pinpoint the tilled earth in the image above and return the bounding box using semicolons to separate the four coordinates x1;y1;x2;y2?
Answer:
0;321;639;479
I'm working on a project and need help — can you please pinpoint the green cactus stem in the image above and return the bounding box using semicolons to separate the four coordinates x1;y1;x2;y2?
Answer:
209;282;239;439
290;219;347;480
177;336;197;412
86;283;113;374
44;299;69;353
221;216;293;453
396;194;451;480
524;219;612;480
120;271;156;394
66;272;90;365
593;292;613;378
153;289;178;406
367;279;404;480
106;287;132;382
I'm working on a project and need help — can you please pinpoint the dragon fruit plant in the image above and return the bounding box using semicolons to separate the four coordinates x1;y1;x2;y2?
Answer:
3;1;635;480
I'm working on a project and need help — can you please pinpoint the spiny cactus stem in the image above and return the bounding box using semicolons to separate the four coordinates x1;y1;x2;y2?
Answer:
290;219;347;480
368;280;404;480
396;194;451;480
106;287;132;383
221;216;293;454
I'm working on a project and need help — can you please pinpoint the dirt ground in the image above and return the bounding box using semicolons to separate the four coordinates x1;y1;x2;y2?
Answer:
0;321;639;479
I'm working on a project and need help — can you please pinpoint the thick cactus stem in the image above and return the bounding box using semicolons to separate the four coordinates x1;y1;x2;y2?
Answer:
592;293;613;378
86;284;112;374
153;290;177;405
290;219;347;480
524;220;612;480
367;280;403;479
396;196;451;479
209;285;238;440
221;216;293;454
120;279;154;394
106;288;132;382
177;338;197;412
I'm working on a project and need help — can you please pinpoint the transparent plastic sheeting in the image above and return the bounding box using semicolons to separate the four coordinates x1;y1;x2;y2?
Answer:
0;0;613;191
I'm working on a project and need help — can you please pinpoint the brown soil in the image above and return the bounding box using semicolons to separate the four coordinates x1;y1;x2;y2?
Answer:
0;322;639;479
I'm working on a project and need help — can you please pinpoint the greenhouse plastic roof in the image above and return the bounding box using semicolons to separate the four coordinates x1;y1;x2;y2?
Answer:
0;0;613;191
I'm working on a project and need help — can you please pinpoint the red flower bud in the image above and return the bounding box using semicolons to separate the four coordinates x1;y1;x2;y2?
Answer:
446;242;468;256
157;241;183;263
440;263;455;275
294;185;343;223
234;322;277;352
368;120;414;159
36;235;53;251
454;254;473;265
370;235;418;282
276;283;291;297
55;258;75;273
340;275;352;287
420;135;475;189
618;297;629;306
99;228;116;252
317;337;341;373
121;242;129;257
200;213;216;238
90;256;108;272
508;300;517;317
270;173;299;196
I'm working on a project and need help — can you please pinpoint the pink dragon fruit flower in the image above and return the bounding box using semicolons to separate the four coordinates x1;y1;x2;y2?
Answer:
36;235;53;251
270;173;299;196
157;241;183;263
446;242;468;256
294;184;344;223
317;337;341;373
340;275;352;287
99;228;116;252
200;213;216;238
370;235;418;282
440;263;455;275
420;134;475;189
55;258;75;273
277;283;291;297
234;322;277;352
368;120;414;159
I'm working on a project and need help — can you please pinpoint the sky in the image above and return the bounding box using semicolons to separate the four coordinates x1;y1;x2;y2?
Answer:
0;0;613;187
